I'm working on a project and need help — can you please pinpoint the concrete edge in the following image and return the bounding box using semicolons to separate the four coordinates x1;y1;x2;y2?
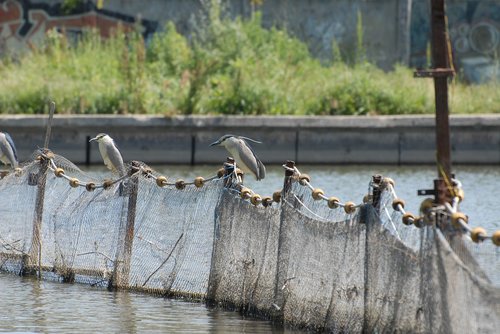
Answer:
2;114;500;129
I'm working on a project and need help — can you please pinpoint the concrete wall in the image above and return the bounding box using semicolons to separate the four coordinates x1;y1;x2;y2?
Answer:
411;0;500;83
3;0;499;79
1;115;500;166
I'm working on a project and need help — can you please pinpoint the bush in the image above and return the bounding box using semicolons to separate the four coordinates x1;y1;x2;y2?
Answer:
0;0;496;115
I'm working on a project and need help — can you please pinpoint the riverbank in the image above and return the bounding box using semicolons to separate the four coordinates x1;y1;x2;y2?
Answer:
2;114;500;165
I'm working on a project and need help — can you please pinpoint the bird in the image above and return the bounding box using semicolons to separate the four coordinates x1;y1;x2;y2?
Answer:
210;134;266;181
0;132;19;169
89;133;126;177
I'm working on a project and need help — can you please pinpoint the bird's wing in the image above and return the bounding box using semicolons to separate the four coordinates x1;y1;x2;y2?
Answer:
0;134;18;167
105;143;126;177
257;158;266;180
238;136;262;144
4;133;18;163
102;153;115;172
0;139;8;163
238;138;265;180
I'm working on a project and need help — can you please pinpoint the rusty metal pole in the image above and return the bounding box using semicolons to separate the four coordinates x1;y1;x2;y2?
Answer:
415;0;454;205
431;0;453;204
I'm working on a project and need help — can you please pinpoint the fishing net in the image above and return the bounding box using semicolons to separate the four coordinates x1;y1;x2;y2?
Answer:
277;200;366;332
40;167;125;285
374;181;500;333
208;171;499;333
0;152;499;333
0;152;225;296
128;168;223;297
0;161;38;274
207;188;281;317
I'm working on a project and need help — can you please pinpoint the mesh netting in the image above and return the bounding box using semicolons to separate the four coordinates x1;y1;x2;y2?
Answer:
41;172;125;285
0;153;499;332
374;182;500;333
0;152;225;295
207;189;281;317
377;185;423;251
0;162;38;274
208;176;499;332
277;201;365;332
128;175;223;297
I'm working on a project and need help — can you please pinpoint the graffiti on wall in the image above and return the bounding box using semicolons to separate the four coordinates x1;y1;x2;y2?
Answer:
0;0;158;54
410;1;500;83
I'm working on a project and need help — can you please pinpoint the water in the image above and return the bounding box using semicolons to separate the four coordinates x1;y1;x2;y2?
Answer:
0;273;292;333
1;164;499;333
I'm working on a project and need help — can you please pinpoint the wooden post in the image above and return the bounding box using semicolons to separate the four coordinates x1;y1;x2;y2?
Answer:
273;160;296;317
108;163;139;290
223;157;236;187
21;102;57;277
371;174;383;211
282;160;295;195
21;154;49;277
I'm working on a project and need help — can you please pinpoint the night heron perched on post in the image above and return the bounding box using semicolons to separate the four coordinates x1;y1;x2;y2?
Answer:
210;134;266;181
0;132;19;169
89;133;126;177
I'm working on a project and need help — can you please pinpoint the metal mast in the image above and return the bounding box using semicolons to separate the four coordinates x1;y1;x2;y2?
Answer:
415;0;455;204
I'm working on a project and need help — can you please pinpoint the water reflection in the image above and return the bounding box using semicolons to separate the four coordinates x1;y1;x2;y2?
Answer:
0;273;301;333
113;291;138;334
31;279;48;333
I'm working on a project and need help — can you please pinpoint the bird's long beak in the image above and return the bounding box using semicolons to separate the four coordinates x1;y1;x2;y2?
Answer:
89;137;98;142
209;140;221;147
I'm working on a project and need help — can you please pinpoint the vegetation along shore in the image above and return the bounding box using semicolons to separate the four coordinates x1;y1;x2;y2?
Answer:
0;6;498;115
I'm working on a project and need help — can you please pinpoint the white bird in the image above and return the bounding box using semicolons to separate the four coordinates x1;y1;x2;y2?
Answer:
89;133;126;177
210;134;266;181
0;132;19;169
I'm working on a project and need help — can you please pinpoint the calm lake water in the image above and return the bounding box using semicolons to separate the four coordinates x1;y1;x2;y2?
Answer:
1;164;499;333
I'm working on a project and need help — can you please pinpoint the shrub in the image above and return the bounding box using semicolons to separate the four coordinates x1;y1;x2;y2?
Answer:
0;0;496;115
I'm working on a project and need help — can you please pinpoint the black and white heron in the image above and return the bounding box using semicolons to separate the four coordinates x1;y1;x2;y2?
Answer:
89;133;126;177
210;134;266;181
0;132;19;169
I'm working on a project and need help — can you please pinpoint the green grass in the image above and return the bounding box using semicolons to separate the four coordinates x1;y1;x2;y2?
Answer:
0;6;498;115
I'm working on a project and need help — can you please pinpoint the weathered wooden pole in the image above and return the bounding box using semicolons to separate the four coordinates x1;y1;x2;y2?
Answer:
44;102;56;149
108;162;139;290
21;102;56;277
273;160;296;317
22;156;49;277
370;174;383;210
282;160;296;194
222;157;236;187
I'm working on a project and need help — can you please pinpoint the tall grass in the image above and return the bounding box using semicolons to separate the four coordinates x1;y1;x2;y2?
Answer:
0;2;497;115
